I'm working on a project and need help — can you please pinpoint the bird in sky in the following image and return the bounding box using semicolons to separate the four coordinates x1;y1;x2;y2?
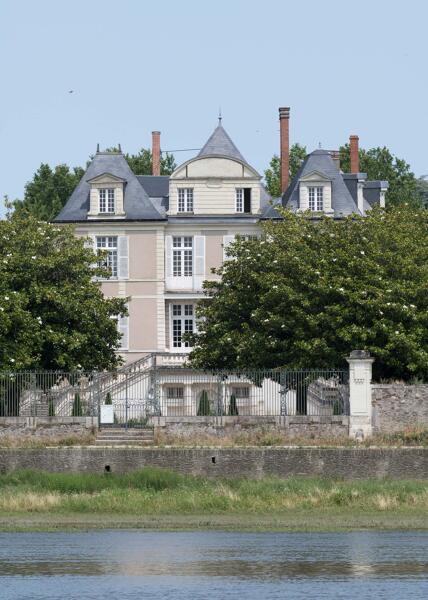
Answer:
68;90;74;94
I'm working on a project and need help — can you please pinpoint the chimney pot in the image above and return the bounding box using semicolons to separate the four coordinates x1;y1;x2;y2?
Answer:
350;135;359;174
152;131;161;176
279;107;290;193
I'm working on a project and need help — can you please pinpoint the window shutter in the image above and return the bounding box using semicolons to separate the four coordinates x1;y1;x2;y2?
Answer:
165;236;173;278
118;235;129;279
222;235;235;262
244;188;251;213
118;314;129;350
194;235;205;277
84;235;97;270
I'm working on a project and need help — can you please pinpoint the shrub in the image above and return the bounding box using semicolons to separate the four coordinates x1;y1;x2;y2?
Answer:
71;393;83;417
228;394;239;416
197;390;211;416
48;397;55;417
105;392;112;405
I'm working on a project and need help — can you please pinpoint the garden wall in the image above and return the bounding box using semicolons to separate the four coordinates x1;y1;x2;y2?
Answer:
0;446;426;479
371;384;428;433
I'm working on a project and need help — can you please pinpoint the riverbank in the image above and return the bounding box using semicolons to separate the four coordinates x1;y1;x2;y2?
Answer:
0;469;427;532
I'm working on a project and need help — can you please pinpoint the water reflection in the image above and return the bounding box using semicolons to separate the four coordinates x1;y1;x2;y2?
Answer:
0;531;427;599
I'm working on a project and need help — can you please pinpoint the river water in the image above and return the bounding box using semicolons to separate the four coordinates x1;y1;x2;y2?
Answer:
0;530;427;599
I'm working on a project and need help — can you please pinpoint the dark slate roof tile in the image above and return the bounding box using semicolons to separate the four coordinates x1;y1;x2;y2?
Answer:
54;153;165;222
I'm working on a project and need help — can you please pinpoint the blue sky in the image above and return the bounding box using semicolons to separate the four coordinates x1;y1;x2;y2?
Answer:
1;0;427;217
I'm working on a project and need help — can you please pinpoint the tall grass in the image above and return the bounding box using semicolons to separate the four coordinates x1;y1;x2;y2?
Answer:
0;469;427;515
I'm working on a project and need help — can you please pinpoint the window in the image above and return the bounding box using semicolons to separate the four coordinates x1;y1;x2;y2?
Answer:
172;304;194;348
308;186;324;211
236;188;251;213
233;387;250;399
178;188;194;212
96;236;118;278
166;387;184;400
99;188;115;213
173;236;193;277
238;234;259;242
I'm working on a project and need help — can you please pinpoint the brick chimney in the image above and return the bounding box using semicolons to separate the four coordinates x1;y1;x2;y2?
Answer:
152;131;161;176
279;107;290;193
350;135;359;174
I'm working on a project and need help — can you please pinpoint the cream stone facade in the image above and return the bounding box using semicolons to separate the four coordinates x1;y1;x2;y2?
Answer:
55;115;388;365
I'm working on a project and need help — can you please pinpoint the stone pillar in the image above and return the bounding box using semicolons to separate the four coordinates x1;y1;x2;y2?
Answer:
346;350;375;439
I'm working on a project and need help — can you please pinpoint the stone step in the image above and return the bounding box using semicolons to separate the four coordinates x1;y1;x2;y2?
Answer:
94;438;154;446
97;430;154;438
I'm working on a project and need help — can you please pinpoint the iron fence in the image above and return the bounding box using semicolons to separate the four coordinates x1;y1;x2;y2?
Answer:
0;364;349;423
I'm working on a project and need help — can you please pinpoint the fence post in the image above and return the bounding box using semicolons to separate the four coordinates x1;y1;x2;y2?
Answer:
346;350;375;439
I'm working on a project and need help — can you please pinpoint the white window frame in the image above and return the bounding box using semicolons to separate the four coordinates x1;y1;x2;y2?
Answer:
99;188;115;213
235;188;244;212
308;186;324;211
171;303;195;349
172;236;193;277
96;236;118;278
178;188;194;212
166;386;184;400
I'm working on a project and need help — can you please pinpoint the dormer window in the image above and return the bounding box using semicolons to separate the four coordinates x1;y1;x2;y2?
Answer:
178;188;193;212
308;186;324;211
236;188;251;213
99;188;115;214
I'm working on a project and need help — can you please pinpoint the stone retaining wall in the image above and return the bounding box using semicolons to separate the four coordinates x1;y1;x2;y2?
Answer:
0;417;97;439
372;384;428;433
0;446;426;480
157;415;349;439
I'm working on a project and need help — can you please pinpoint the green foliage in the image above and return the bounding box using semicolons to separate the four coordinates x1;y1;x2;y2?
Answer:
10;164;85;222
105;392;112;405
189;207;428;381
339;144;421;207
264;144;307;197
228;394;239;416
197;390;211;416
124;148;176;176
0;213;127;371
48;397;55;417
72;393;82;417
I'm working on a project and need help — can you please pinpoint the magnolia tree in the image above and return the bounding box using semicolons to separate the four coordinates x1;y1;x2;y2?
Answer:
189;207;428;381
0;214;127;371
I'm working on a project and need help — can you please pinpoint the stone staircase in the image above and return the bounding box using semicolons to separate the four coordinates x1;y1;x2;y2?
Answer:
95;427;155;446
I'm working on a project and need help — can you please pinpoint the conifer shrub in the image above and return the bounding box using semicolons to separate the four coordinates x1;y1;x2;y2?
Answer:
197;390;211;416
72;393;83;417
228;394;239;416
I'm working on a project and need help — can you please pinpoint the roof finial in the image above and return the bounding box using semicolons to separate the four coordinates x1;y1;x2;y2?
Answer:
118;143;122;153
96;143;100;153
218;106;222;126
318;141;322;149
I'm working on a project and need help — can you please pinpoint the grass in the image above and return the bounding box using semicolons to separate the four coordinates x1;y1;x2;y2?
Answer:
0;432;96;448
154;427;428;447
0;468;427;531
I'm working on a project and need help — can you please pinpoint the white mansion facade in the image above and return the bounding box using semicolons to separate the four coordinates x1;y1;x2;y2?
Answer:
55;109;387;363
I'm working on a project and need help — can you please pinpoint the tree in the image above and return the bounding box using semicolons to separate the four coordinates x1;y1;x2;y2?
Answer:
189;207;428;382
339;144;421;207
197;390;211;416
105;392;113;405
72;393;83;417
124;148;176;176
264;144;307;197
11;164;85;222
0;213;127;371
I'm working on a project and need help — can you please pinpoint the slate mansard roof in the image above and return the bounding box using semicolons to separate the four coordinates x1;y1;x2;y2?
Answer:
54;152;166;222
279;149;388;218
